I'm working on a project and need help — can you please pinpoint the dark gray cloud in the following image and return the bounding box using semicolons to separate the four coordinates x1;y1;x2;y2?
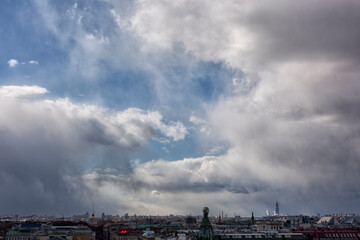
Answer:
130;0;360;68
0;128;85;215
244;0;360;64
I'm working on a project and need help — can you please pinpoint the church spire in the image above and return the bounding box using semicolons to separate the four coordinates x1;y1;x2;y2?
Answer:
91;201;95;219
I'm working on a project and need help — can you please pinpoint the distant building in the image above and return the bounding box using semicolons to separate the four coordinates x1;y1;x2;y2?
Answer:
219;233;306;240
72;213;89;220
6;223;42;240
6;225;94;240
185;216;197;226
256;220;283;232
342;216;360;226
104;226;143;240
294;228;360;240
317;216;339;226
251;213;255;226
6;230;31;240
275;202;279;215
289;216;310;229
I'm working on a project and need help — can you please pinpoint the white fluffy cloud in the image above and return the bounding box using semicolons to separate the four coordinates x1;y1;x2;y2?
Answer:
7;59;19;67
28;60;39;64
130;0;258;70
0;85;48;98
0;85;186;148
7;59;39;68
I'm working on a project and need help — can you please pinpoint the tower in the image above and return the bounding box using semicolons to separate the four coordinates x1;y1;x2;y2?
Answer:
199;207;214;240
251;212;255;225
275;201;279;215
88;202;97;224
91;202;95;219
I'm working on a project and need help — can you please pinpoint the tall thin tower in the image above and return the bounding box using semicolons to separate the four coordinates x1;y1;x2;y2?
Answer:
91;202;95;219
275;201;279;215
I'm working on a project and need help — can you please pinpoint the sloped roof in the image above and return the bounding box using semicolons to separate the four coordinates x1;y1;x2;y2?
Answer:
19;223;42;230
343;216;360;225
317;217;332;224
7;231;31;236
317;216;339;225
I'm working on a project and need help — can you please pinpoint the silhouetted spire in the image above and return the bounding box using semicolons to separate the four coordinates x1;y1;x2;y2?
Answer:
90;202;95;219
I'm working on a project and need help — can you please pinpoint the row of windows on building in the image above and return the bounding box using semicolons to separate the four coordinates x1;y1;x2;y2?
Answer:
314;232;360;238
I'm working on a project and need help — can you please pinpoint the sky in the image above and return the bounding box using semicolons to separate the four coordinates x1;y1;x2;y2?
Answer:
1;0;360;217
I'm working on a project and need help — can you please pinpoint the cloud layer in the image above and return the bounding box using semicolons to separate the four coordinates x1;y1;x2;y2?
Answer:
1;0;360;216
126;0;360;214
0;85;186;215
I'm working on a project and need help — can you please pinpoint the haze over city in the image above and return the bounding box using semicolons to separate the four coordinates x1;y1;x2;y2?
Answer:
1;0;360;217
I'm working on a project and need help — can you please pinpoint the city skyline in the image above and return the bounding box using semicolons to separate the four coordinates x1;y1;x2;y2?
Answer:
1;0;360;216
